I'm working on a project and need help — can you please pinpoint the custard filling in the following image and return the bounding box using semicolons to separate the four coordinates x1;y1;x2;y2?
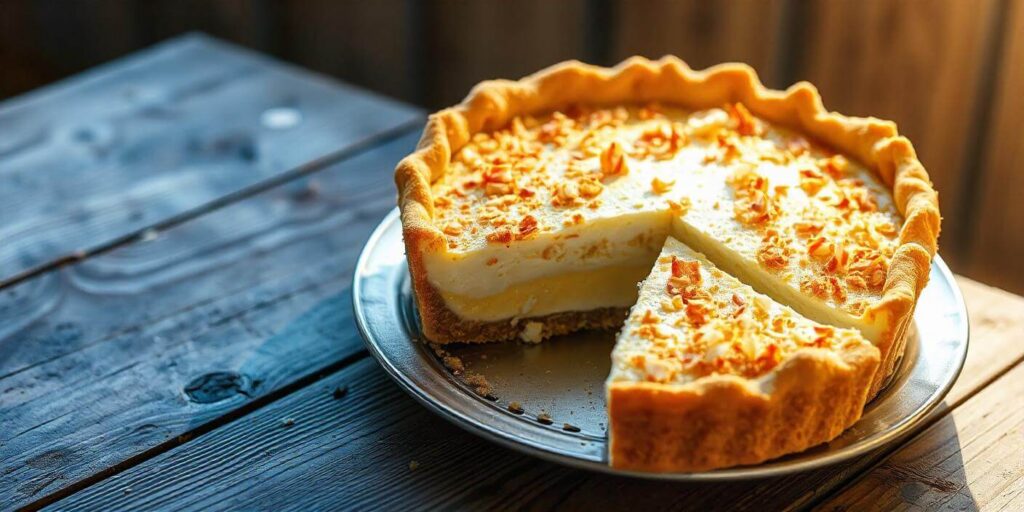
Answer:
439;264;651;322
427;103;903;343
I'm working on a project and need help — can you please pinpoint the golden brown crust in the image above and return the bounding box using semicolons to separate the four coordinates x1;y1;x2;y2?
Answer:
608;343;879;471
396;56;939;392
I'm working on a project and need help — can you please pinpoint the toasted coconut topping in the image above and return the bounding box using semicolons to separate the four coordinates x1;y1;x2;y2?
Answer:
651;177;675;194
430;103;903;317
620;251;870;382
600;142;631;178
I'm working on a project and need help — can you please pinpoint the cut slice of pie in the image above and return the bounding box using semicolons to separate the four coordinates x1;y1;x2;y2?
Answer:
607;237;879;471
394;56;940;471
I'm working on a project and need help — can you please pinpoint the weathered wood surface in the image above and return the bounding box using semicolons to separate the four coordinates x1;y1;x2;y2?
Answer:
0;1;137;97
49;358;878;512
4;30;1024;512
278;0;415;104
811;280;1024;511
787;0;999;265
817;362;1024;510
0;33;419;286
47;277;1024;511
7;1;1024;292
0;132;419;510
422;0;590;107
969;0;1024;295
610;0;787;88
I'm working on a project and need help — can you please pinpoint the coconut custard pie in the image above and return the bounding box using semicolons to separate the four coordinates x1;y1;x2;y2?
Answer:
394;57;940;471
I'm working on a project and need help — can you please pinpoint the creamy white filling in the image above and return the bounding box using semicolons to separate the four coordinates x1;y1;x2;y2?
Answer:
428;206;886;342
438;267;644;322
424;107;899;337
671;216;883;340
424;210;669;298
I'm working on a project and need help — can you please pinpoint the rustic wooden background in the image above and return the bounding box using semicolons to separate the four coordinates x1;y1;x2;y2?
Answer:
2;0;1022;294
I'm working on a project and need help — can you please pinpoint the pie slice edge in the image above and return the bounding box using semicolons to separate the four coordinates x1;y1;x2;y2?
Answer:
606;237;880;471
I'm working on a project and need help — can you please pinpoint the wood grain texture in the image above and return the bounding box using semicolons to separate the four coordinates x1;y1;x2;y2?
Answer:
0;133;418;510
5;1;1024;297
817;363;1024;511
279;0;415;103
130;0;275;50
939;278;1024;401
0;33;419;285
48;276;1024;511
968;0;1024;296
0;0;136;98
789;0;999;267
422;0;589;108
610;0;786;88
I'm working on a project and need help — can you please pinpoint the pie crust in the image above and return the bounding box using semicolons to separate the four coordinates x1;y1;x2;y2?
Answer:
394;56;940;470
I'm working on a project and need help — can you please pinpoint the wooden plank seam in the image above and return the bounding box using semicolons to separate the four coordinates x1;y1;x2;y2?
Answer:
0;118;422;292
802;344;1024;509
19;351;373;511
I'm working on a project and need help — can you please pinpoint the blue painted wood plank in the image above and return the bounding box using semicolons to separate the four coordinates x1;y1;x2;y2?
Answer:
45;357;886;512
0;33;420;285
0;132;419;510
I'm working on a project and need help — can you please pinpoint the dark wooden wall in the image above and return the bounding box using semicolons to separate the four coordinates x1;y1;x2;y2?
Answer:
1;0;1022;293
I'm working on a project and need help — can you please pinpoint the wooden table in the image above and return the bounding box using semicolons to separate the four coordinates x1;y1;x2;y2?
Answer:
2;35;1022;512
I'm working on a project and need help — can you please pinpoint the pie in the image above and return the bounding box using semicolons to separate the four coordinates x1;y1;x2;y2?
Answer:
394;57;940;471
608;237;878;470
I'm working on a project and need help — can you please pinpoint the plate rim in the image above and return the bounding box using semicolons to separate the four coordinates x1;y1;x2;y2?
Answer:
353;208;969;480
